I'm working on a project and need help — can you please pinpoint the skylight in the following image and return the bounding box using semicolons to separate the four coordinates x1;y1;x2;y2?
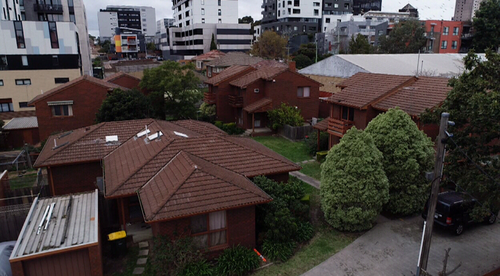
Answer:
174;131;188;138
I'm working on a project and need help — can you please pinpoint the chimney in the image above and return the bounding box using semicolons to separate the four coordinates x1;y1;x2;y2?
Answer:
288;61;296;71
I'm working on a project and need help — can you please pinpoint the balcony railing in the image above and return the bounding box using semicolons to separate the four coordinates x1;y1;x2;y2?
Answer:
204;92;216;104
228;95;243;107
33;3;63;13
327;118;354;137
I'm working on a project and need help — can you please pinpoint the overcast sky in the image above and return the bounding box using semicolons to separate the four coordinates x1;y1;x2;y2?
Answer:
86;0;456;37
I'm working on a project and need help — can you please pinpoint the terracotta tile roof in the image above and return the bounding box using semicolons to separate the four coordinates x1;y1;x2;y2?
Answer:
243;98;273;113
230;67;288;88
313;117;330;131
28;75;124;106
204;65;252;86
327;73;415;109
138;151;272;222
373;76;451;116
0;111;36;121
191;50;225;61
205;52;263;67
103;71;141;82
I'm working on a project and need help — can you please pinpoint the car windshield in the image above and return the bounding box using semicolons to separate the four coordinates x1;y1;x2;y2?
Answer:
436;201;450;214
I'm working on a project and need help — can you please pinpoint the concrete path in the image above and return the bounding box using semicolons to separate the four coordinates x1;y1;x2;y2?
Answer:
132;241;149;275
290;171;320;189
303;215;500;276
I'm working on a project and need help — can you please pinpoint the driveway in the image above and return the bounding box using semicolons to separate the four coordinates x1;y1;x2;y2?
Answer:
303;215;500;276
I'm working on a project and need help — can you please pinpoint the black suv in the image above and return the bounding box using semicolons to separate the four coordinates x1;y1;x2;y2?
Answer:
422;191;497;235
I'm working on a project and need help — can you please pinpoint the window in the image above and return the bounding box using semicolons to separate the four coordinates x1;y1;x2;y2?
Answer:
202;18;205;23
443;27;449;35
334;3;338;8
344;3;349;8
218;0;221;5
441;40;447;49
453;27;459;35
201;8;205;15
52;55;59;66
201;0;204;4
19;102;29;108
50;104;73;116
14;21;25;48
55;77;69;83
191;211;227;249
185;11;189;17
294;0;299;6
48;21;59;48
22;56;28;66
314;9;318;16
218;9;221;16
326;18;330;23
293;9;300;14
0;100;14;113
0;80;3;86
297;87;310;98
218;18;222;23
313;1;319;6
341;106;354;121
69;14;76;23
15;79;31;85
451;41;457;49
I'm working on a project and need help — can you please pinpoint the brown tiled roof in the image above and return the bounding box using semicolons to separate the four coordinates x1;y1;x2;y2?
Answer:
191;50;225;61
204;65;252;86
230;67;288;88
313;117;330;131
206;52;263;67
103;71;141;82
243;98;273;113
373;76;451;116
0;111;36;121
28;75;124;106
138;151;272;222
327;73;415;109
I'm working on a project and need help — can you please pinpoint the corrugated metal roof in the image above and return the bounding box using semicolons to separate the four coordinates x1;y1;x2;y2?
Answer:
10;190;98;261
3;117;38;130
299;53;487;78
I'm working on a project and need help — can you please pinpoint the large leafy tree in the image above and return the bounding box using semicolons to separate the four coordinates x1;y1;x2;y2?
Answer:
95;89;151;123
251;31;288;59
423;50;500;218
140;61;202;120
365;108;434;216
349;34;371;54
238;15;254;24
378;19;426;53
292;54;313;69
472;0;500;52
321;127;389;231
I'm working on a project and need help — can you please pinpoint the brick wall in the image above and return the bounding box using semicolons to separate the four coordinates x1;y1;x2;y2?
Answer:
34;81;111;140
5;128;40;148
49;162;102;196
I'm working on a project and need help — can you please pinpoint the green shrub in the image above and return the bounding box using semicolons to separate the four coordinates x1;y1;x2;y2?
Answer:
267;102;304;130
180;259;214;276
304;130;329;155
216;245;260;276
295;221;314;243
222;122;245;135
150;235;205;276
365;108;434;216
262;240;296;262
214;121;223;128
199;103;216;122
320;127;389;231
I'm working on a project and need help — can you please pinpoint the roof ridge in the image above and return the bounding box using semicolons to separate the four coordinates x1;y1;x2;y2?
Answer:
367;76;417;109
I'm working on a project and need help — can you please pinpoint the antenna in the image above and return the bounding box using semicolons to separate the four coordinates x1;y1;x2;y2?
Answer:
421;60;424;76
416;50;421;77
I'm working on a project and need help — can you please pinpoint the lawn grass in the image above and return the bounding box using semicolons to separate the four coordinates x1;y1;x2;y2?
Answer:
252;180;359;276
8;172;37;189
252;136;311;162
300;161;322;180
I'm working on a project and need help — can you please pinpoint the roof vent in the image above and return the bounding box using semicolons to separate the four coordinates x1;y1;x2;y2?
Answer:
148;131;163;141
174;131;188;138
136;126;150;138
105;135;118;143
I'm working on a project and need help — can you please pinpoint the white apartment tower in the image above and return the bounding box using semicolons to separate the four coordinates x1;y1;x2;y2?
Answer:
172;0;238;27
98;6;156;41
1;0;21;20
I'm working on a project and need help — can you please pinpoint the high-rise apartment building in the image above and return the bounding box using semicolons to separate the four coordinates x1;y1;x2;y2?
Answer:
261;0;324;35
98;6;156;41
352;0;381;15
453;0;484;21
1;0;21;20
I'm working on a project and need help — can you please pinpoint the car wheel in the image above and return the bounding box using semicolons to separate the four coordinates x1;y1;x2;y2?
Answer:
487;214;497;225
455;224;464;235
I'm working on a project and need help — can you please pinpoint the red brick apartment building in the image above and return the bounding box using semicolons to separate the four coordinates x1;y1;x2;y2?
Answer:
423;20;463;53
33;119;300;256
204;61;321;132
313;72;452;148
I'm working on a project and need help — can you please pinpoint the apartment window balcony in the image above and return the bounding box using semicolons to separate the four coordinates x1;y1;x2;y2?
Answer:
68;6;74;13
204;92;216;104
33;3;63;13
327;118;354;137
228;95;243;107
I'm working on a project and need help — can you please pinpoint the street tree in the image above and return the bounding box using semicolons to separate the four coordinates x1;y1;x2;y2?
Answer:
349;34;371;54
422;50;500;219
472;0;500;52
378;19;426;53
365;108;434;216
251;31;287;59
292;54;313;69
238;16;254;24
210;33;217;50
140;61;202;120
96;89;151;123
321;127;389;231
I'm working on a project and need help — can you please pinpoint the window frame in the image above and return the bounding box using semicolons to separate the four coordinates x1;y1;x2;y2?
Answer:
297;86;311;98
15;79;31;85
341;106;354;121
441;40;447;49
443;27;449;35
0;99;14;113
48;21;59;48
14;21;25;49
190;210;228;250
48;102;73;117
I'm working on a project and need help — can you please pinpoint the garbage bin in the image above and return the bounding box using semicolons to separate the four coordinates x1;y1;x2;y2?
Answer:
108;230;127;258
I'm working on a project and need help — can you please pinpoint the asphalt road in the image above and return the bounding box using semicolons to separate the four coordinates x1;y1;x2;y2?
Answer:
303;215;500;276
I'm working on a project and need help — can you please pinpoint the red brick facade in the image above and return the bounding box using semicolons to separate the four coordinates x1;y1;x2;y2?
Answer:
423;20;463;54
48;162;102;196
33;81;112;140
150;205;257;258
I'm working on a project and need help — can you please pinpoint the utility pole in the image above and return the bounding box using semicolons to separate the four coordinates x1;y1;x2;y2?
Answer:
416;112;450;276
